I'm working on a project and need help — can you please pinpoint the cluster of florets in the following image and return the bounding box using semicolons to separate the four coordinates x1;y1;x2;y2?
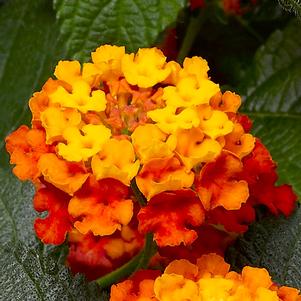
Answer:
6;45;297;281
111;253;301;301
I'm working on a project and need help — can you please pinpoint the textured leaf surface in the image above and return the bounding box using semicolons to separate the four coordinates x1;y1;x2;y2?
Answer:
278;0;301;18
240;20;301;196
54;0;186;61
0;170;102;300
0;0;66;168
227;205;301;288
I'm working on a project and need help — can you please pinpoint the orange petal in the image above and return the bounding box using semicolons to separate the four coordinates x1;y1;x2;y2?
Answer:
68;177;133;236
38;153;89;195
6;126;50;181
196;151;249;210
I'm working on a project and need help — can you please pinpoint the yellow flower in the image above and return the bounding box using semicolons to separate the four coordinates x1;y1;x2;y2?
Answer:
49;80;107;113
91;44;125;81
182;56;210;83
198;278;234;300
54;60;82;85
131;124;176;163
58;124;111;162
198;105;234;139
122;48;171;88
255;288;279;301
91;138;140;186
163;76;220;108
147;106;200;134
40;107;82;144
154;274;199;301
163;61;182;85
174;127;222;170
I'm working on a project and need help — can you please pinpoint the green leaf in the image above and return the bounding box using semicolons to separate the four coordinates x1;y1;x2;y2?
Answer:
0;170;103;300
0;1;106;298
278;0;301;18
227;205;301;288
239;19;301;196
0;0;67;168
226;19;301;290
53;0;187;61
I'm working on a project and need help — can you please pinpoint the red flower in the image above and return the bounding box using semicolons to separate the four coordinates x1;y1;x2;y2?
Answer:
33;184;72;245
138;190;205;247
207;203;256;233
159;225;234;262
241;140;297;216
68;176;133;236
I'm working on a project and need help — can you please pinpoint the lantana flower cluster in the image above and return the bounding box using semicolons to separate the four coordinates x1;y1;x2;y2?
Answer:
5;45;297;288
111;253;301;301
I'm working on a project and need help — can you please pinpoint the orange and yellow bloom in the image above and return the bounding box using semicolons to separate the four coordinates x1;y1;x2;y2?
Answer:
5;45;297;282
110;253;301;301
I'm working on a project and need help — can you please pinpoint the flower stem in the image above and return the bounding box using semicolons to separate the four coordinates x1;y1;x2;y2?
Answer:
95;233;155;288
134;233;156;272
130;178;147;206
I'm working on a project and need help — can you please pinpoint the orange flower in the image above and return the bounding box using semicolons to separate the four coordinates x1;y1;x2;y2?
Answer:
110;270;160;301
210;91;241;113
195;151;249;210
33;184;72;245
224;122;255;158
136;156;194;200
68;176;133;236
138;190;205;247
91;138;140;186
5;125;51;181
29;78;69;128
174;127;221;170
38;153;89;195
277;286;301;301
241;140;297;216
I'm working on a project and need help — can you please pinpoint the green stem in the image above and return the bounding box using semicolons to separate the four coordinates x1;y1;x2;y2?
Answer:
134;233;156;272
177;10;206;64
130;178;147;206
95;233;155;288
